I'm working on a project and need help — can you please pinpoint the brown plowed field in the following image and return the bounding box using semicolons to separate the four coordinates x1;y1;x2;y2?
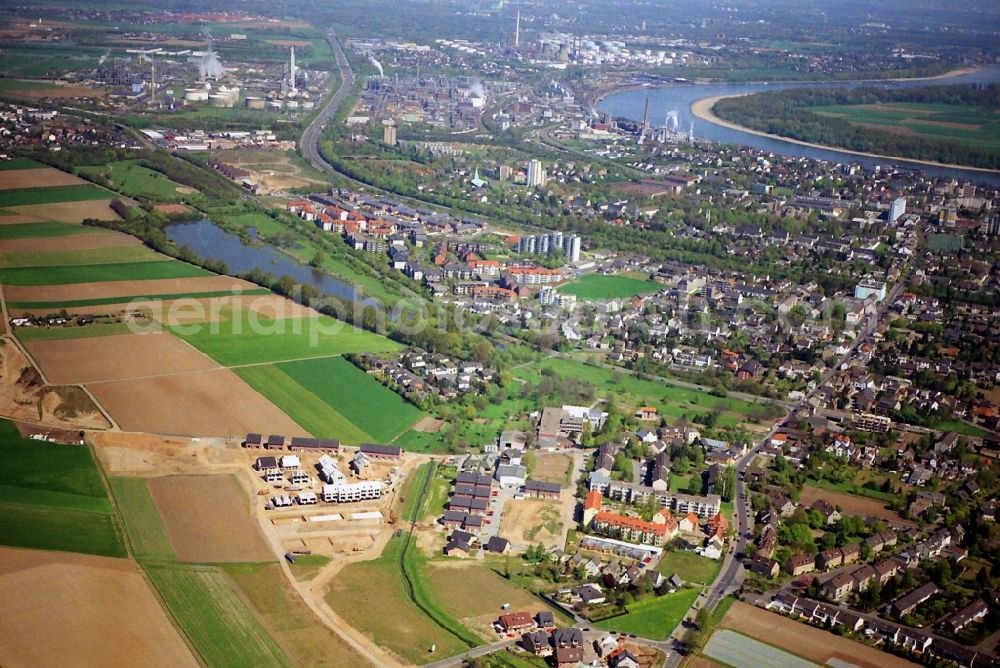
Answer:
25;332;218;384
799;485;913;526
4;275;259;303
0;229;141;253
148;474;276;563
7;200;120;223
0;168;87;190
0;547;198;668
719;601;918;668
0;212;44;224
87;367;304;437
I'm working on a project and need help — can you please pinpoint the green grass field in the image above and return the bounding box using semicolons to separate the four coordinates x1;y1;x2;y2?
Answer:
279;356;423;442
0;245;159;268
78;161;194;201
513;357;770;428
7;288;271;310
0;184;112;207
655;550;723;585
0;157;43;170
0;260;210;285
594;588;700;639
234;364;371;443
558;273;659;300
812;101;1000;150
145;563;292;668
110;477;177;561
0;221;103;239
172;307;401;366
0;419;125;557
14;323;137;341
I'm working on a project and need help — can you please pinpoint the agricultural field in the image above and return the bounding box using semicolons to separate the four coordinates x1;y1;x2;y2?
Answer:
811;102;1000;151
594;588;700;639
6;287;270;311
145;563;293;668
170;307;401;366
0;547;198;668
147;475;275;563
513;357;773;428
558;273;660;300
704;629;816;668
4;275;261;304
714;601;919;668
655;549;723;585
0;221;101;239
0;228;142;254
0;419;126;557
0;259;210;285
77;161;197;202
0;245;157;268
326;536;472;664
14;322;135;342
224;562;373;667
799;485;912;527
0;166;89;190
109;477;177;562
0;184;112;208
279;356;423;442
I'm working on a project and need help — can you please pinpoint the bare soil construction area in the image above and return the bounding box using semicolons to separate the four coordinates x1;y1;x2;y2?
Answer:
148;474;276;563
0;337;110;430
0;229;141;254
90;432;245;476
88;367;304;436
800;485;913;527
6;200;120;223
501;497;566;548
719;601;918;668
5;275;259;303
25;331;218;385
0;547;198;668
0;168;88;190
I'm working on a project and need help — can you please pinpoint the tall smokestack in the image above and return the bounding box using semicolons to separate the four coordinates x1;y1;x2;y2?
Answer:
290;46;297;92
642;96;649;132
515;10;520;48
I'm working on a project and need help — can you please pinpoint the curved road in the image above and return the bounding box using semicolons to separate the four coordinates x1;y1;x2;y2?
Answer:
300;32;355;174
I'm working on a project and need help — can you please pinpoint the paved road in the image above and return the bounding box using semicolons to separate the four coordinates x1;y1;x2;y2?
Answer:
300;32;355;174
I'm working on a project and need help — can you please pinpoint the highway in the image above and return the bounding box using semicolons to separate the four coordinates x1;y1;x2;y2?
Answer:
300;32;355;174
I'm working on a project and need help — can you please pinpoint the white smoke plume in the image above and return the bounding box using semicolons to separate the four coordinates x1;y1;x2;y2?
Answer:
368;55;384;77
199;47;224;79
468;80;485;97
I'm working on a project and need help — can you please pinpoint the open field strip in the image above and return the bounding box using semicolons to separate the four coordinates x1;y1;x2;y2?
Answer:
0;221;102;238
704;628;817;668
0;166;89;190
0;259;211;285
5;288;271;311
170;306;402;366
234;363;371;442
0;245;159;268
109;477;177;562
3;275;261;303
77;161;193;200
0;184;113;207
145;563;293;668
0;418;125;557
14;322;136;342
0;228;141;254
278;356;424;442
4;200;123;223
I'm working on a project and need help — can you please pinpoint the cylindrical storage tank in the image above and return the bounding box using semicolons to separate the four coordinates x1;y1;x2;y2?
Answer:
185;88;208;102
245;96;265;110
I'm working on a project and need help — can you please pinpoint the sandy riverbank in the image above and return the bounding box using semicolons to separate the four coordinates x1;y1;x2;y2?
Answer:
689;90;1000;174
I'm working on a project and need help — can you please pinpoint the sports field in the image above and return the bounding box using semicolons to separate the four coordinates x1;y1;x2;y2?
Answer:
558;273;659;300
594;588;699;639
145;563;293;668
513;357;773;427
0;184;112;207
0;259;210;285
0;418;125;557
171;307;402;366
812;102;1000;151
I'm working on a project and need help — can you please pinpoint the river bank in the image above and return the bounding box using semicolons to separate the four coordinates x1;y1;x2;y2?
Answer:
689;93;1000;174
